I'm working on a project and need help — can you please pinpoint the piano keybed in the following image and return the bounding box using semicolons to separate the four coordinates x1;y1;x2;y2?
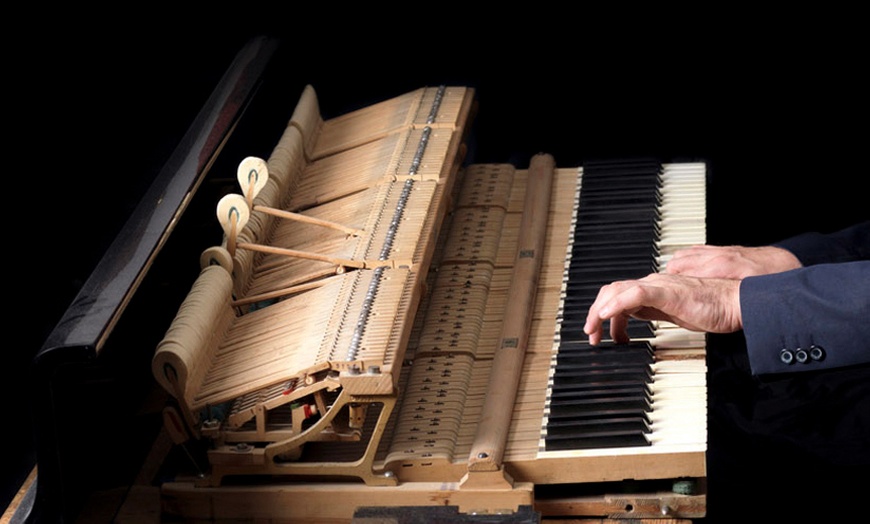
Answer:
381;159;707;484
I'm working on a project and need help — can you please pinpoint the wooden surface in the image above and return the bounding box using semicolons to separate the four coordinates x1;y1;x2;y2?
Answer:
467;153;555;475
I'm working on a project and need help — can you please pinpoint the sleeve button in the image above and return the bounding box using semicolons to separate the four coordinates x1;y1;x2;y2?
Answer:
795;348;809;363
809;345;825;361
779;348;795;364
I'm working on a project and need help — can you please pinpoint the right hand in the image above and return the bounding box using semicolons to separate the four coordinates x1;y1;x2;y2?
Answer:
583;272;743;345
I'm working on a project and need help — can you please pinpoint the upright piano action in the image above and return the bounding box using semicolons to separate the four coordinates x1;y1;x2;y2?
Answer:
146;84;708;521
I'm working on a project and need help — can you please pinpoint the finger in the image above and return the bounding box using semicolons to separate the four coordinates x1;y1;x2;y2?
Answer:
584;300;606;345
584;282;622;345
586;325;602;346
590;284;642;344
609;313;631;344
598;280;670;325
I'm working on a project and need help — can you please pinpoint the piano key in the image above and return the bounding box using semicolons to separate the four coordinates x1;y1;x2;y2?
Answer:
544;416;651;440
557;323;656;342
550;368;653;388
543;426;652;451
544;159;674;454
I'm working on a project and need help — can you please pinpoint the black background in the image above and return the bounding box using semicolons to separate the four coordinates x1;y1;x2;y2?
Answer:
7;13;869;522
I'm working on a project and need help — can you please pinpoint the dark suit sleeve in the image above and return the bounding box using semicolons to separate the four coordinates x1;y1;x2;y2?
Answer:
741;261;870;375
773;220;870;266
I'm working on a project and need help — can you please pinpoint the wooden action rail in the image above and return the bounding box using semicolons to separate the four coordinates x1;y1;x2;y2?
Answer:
462;152;555;488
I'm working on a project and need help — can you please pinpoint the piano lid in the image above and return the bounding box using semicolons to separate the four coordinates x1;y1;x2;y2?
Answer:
35;35;280;364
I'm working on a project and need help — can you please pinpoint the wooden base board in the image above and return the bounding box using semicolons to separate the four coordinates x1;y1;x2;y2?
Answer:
158;480;533;522
148;479;705;523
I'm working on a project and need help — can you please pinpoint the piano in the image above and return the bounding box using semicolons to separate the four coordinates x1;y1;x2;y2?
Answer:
145;81;708;521
12;37;709;524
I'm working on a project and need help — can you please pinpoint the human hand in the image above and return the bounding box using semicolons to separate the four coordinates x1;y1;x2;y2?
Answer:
665;244;802;279
583;272;743;345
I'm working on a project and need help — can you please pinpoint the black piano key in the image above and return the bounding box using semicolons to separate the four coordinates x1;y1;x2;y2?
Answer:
549;382;653;401
567;252;658;266
576;184;660;199
565;264;658;281
577;194;662;209
553;345;652;359
545;416;651;438
559;319;655;341
544;429;652;450
581;164;660;176
554;340;654;355
550;358;653;381
548;384;651;403
576;186;662;198
580;175;661;186
571;216;660;230
554;344;652;361
556;341;655;364
571;225;661;242
564;266;652;283
583;158;662;171
575;185;658;198
583;161;661;172
575;202;662;217
574;223;658;235
578;175;660;190
542;159;665;454
563;341;653;356
573;216;659;229
566;258;659;274
561;270;657;284
558;320;656;341
551;370;653;389
546;398;652;420
573;208;660;223
551;362;652;377
556;319;657;343
571;231;659;247
571;239;658;253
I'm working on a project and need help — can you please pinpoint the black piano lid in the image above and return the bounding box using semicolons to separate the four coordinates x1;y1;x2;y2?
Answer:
34;36;279;365
18;35;281;524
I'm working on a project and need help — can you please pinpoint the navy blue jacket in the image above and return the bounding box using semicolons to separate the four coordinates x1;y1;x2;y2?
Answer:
741;221;870;375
